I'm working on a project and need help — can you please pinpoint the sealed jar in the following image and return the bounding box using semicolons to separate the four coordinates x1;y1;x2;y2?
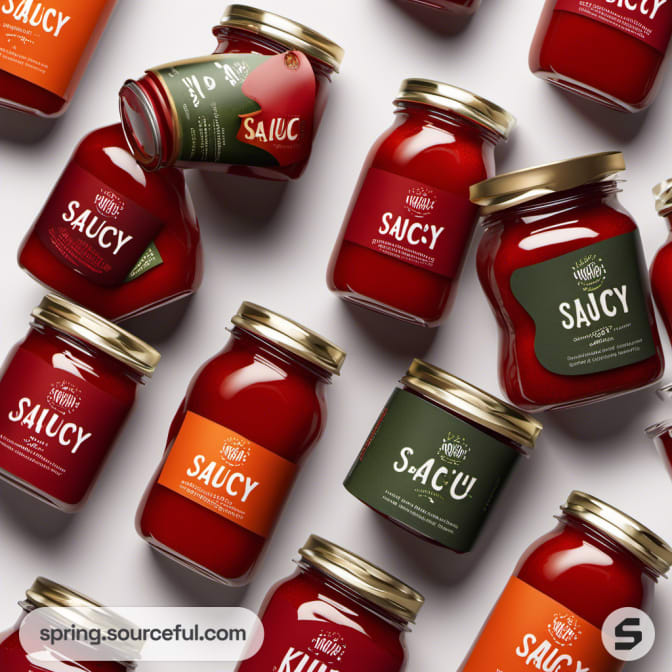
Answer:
650;179;672;347
237;535;423;672
0;576;136;672
529;0;672;111
344;359;542;553
405;0;480;13
327;79;514;327
119;5;343;181
459;491;672;671
136;302;346;585
472;152;664;411
0;294;159;512
0;0;117;117
645;383;672;483
18;124;203;323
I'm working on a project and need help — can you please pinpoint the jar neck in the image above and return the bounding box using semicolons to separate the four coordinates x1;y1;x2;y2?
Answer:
296;561;411;632
558;513;662;582
482;180;622;227
229;327;333;384
31;322;145;386
394;101;503;147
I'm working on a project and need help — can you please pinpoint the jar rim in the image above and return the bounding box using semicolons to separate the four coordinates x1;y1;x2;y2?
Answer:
401;359;542;450
32;295;160;377
562;491;672;577
231;302;345;375
394;78;515;139
219;5;344;71
653;178;672;216
470;151;625;215
298;535;424;623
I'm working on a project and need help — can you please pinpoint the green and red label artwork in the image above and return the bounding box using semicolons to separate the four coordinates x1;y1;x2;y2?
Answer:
510;231;657;376
151;51;317;166
344;389;520;553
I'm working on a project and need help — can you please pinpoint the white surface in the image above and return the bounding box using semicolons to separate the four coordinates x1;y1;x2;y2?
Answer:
0;1;671;670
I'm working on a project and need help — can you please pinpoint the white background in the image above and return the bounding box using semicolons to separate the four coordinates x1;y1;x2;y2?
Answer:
0;0;671;670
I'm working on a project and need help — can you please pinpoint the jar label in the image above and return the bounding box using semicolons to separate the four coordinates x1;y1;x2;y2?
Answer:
343;388;519;553
0;347;130;506
158;411;297;538
0;0;112;99
510;231;657;376
35;162;165;287
462;576;621;671
343;169;477;279
554;0;672;53
150;52;317;167
238;594;403;672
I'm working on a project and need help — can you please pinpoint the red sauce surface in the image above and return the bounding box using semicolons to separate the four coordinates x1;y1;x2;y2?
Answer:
476;183;664;411
137;328;330;585
328;104;498;326
237;566;407;672
18;125;202;322
650;215;672;346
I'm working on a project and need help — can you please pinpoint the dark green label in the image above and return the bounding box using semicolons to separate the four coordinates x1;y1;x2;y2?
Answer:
125;242;163;282
510;231;656;376
152;52;316;167
344;389;520;553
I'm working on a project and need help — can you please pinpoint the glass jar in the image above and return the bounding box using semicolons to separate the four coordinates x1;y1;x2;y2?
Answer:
0;576;136;672
0;0;117;117
529;0;672;112
327;79;514;327
344;359;542;553
18;125;203;322
136;302;346;585
119;5;343;181
645;383;672;483
0;294;159;512
236;535;423;672
405;0;480;14
459;491;672;671
649;179;672;347
472;152;664;412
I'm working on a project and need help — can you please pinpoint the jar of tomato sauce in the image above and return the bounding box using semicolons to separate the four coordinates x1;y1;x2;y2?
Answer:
344;359;542;553
0;576;137;671
645;382;672;483
459;491;672;671
327;78;514;327
18;125;203;323
119;5;344;181
472;152;664;411
0;0;117;117
237;535;424;672
0;294;160;512
529;0;672;111
649;179;672;348
136;302;346;585
405;0;480;14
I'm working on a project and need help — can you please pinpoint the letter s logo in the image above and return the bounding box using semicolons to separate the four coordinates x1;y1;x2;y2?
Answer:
602;608;655;661
614;618;643;651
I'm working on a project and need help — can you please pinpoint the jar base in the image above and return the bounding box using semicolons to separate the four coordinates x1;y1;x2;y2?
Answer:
142;535;251;587
337;291;440;327
0;467;76;513
533;70;642;113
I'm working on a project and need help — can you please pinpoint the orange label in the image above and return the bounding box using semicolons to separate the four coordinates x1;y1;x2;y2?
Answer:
0;0;112;99
462;577;622;672
158;411;297;538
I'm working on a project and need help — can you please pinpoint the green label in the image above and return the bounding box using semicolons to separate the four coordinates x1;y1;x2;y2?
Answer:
344;389;520;553
510;231;656;376
151;52;316;167
125;242;163;282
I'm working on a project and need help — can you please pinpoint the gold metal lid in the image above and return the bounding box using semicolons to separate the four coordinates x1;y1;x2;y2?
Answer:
401;359;542;451
470;151;626;215
562;491;672;577
653;179;672;216
26;576;101;610
219;5;344;71
232;302;345;375
299;535;424;623
32;295;160;377
395;78;516;139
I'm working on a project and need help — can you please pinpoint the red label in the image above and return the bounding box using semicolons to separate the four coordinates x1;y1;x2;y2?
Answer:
462;577;622;672
555;0;672;52
0;348;130;506
343;169;477;279
35;162;164;287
